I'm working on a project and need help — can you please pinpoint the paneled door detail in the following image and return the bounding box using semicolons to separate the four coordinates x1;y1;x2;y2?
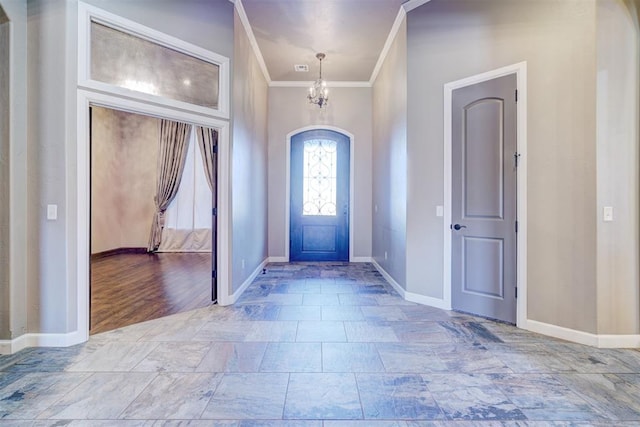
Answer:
290;129;349;261
451;74;517;324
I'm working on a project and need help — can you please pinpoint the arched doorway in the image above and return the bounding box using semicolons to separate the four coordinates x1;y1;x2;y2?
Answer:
289;128;351;262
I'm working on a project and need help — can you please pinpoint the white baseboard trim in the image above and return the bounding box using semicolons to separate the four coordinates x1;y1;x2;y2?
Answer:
404;291;451;310
371;259;451;311
229;258;269;304
371;259;405;297
267;256;288;263
525;320;599;347
0;329;86;355
525;319;640;348
597;334;640;348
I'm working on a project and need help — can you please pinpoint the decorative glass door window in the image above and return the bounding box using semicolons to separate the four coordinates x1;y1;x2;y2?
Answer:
90;22;220;109
303;139;337;216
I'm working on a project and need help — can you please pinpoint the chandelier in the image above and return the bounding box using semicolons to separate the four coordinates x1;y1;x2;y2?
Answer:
308;53;329;108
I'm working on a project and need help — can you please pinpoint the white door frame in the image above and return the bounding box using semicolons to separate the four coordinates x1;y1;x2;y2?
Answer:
76;90;232;343
443;62;528;328
73;2;232;346
284;125;355;262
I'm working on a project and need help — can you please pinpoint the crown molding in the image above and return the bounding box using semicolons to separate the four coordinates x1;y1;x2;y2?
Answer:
402;0;433;12
369;0;434;85
269;81;372;88
233;0;271;84
234;0;433;88
369;6;406;85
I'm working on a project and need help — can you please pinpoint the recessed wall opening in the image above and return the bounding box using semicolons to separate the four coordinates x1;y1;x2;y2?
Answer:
89;105;217;334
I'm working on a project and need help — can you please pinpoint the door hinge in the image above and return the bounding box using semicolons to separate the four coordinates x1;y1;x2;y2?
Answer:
514;152;521;168
212;269;217;279
515;89;518;103
515;221;519;233
212;207;217;216
515;286;518;299
213;145;218;154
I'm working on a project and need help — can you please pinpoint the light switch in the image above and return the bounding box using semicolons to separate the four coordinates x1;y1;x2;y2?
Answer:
47;204;58;220
603;206;613;222
436;205;444;217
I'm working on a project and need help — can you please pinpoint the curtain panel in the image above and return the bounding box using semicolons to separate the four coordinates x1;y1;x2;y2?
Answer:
147;119;192;252
196;126;218;192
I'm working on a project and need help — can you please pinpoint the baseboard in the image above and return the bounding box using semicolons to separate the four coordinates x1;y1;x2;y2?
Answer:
597;334;640;348
0;329;87;355
91;247;147;259
525;319;640;348
371;259;406;298
230;258;269;304
267;256;288;263
371;259;451;311
404;291;450;310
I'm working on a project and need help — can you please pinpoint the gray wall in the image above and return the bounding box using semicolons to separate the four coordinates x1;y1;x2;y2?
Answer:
407;0;600;332
267;87;373;260
0;0;27;341
596;0;640;334
232;8;269;293
372;18;407;287
0;12;9;340
27;0;75;333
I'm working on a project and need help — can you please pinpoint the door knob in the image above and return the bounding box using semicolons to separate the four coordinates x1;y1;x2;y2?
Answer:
452;224;467;230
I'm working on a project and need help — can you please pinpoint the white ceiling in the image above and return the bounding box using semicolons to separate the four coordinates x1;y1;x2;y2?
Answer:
239;0;409;83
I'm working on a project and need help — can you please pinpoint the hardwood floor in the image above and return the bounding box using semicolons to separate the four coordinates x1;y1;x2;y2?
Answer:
90;252;213;334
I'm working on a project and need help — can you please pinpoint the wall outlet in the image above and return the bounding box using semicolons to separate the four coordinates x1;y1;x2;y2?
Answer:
384;251;388;260
241;259;245;269
603;206;613;222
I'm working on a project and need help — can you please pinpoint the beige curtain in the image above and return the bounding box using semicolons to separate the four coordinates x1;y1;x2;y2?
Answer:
147;119;192;252
195;126;218;192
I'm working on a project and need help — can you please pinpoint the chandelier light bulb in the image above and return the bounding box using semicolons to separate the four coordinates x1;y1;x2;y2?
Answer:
308;53;329;109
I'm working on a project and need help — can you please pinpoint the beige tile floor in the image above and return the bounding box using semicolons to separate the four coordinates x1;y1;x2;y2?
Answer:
1;262;640;426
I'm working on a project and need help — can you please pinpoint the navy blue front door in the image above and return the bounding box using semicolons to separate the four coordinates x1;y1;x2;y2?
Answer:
290;130;349;261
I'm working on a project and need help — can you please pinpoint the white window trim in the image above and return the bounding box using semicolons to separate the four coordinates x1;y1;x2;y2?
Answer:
78;2;230;120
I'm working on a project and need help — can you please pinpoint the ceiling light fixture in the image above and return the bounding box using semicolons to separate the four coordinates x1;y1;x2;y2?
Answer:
308;53;329;108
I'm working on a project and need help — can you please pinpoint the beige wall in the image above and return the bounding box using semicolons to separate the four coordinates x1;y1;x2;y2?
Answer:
407;0;599;332
372;18;408;287
90;107;159;254
596;0;640;334
268;87;373;260
232;9;269;293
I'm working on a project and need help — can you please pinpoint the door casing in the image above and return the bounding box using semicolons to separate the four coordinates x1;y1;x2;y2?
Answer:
284;126;355;262
77;89;232;345
443;62;528;328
